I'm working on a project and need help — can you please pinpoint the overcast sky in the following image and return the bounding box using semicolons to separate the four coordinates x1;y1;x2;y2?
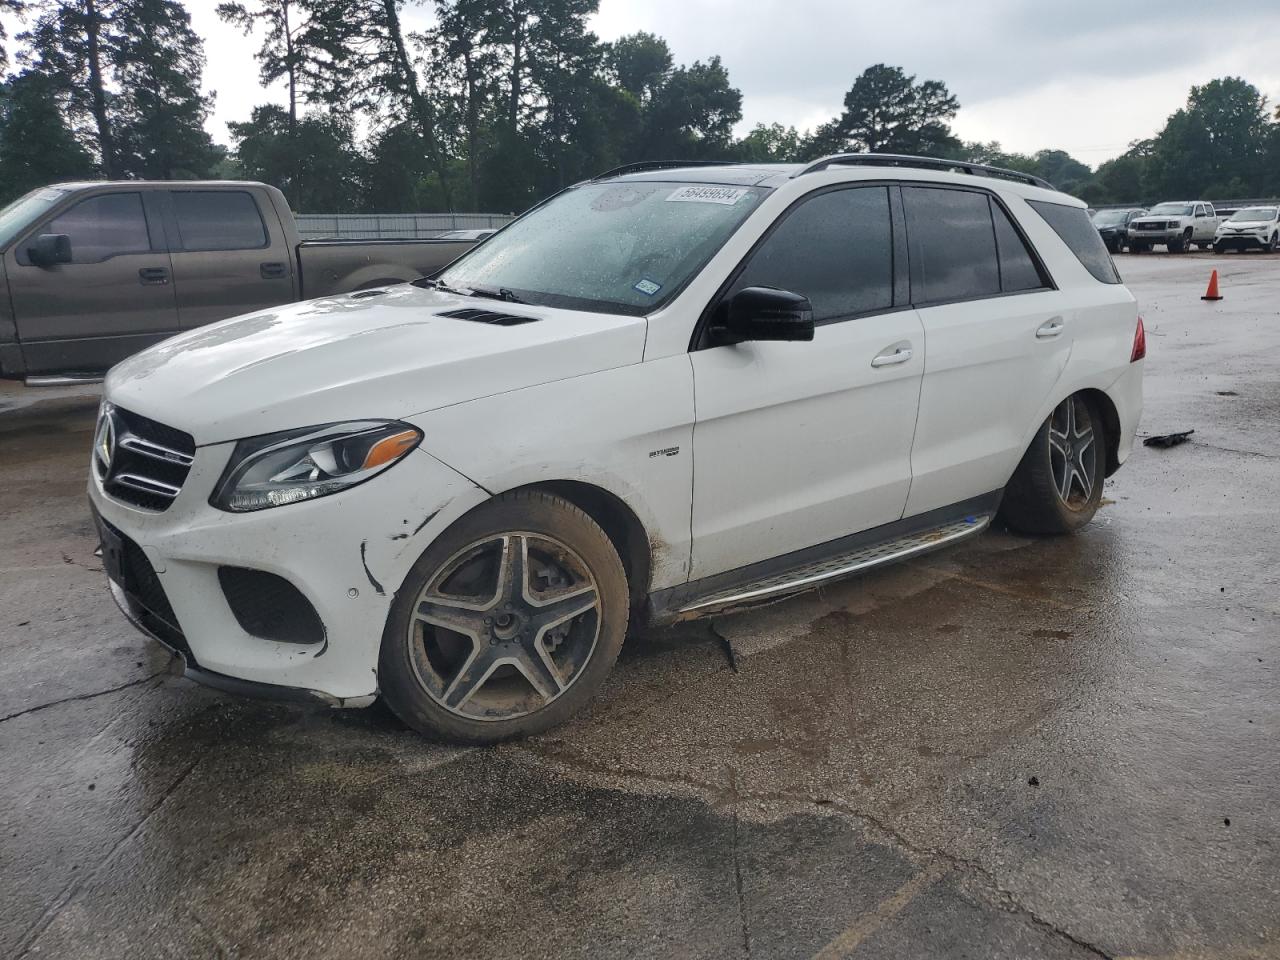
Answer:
163;2;1280;166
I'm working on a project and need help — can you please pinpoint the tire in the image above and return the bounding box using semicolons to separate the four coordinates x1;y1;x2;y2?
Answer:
998;394;1106;535
1130;241;1146;254
1213;243;1226;255
1167;234;1186;254
1269;233;1279;253
378;490;629;743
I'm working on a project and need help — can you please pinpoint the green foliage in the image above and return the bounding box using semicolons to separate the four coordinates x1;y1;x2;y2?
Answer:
0;70;97;201
825;64;960;157
7;1;1280;214
228;104;363;212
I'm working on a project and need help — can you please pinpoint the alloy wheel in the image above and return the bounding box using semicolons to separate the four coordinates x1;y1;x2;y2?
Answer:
1047;396;1097;509
407;532;602;721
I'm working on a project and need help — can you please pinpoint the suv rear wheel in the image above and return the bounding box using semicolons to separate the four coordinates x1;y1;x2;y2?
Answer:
999;394;1105;535
379;490;629;743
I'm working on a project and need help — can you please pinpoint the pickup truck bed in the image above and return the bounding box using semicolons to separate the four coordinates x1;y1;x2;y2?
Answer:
0;180;478;380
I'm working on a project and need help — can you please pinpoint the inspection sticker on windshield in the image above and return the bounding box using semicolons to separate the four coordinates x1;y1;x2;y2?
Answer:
633;278;663;296
665;185;749;205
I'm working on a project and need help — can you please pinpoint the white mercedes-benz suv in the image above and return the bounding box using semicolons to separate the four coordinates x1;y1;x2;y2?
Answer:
90;155;1145;742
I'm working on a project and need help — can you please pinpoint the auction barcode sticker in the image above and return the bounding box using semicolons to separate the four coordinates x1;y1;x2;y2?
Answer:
665;185;749;205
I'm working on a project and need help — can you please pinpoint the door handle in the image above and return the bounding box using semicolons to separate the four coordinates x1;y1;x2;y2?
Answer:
1036;317;1065;339
871;342;913;368
260;261;287;279
138;266;169;285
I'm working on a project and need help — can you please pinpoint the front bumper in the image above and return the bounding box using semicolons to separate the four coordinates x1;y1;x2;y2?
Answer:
90;432;488;705
1215;233;1270;249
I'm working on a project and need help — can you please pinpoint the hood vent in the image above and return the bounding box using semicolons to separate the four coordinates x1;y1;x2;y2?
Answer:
437;307;538;327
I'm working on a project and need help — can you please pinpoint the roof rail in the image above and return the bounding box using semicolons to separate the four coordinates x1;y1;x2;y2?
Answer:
792;153;1055;190
592;160;739;181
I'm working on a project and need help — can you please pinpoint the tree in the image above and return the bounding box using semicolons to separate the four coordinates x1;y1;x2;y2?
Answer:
217;1;320;136
605;31;670;104
735;122;802;163
0;70;97;202
21;0;120;176
0;0;27;72
228;104;362;211
111;0;218;178
828;64;959;157
1146;78;1270;198
640;56;741;159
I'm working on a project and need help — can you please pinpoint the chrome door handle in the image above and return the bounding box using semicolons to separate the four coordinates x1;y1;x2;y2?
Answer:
871;343;913;367
1036;317;1065;339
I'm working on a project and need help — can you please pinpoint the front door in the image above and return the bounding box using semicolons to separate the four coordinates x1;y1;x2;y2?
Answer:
7;190;177;374
689;185;924;581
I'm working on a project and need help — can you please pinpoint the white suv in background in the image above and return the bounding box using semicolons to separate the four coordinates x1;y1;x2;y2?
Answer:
90;155;1145;742
1213;205;1280;253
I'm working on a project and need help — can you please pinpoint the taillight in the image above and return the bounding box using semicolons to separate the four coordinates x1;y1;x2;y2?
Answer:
1130;316;1146;362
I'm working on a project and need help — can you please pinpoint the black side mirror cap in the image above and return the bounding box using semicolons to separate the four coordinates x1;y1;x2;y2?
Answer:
28;234;72;268
714;286;815;345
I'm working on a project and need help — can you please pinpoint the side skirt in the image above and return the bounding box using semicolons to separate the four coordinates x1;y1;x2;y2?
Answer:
647;491;1002;623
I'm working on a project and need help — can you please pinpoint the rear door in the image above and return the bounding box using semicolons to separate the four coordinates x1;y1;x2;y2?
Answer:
901;185;1070;517
6;189;177;374
163;187;296;328
689;184;924;579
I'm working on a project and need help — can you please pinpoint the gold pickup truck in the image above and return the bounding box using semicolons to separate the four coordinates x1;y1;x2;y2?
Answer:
0;180;480;383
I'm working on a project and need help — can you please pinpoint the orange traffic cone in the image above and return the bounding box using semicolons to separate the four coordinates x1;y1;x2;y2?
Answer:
1201;270;1223;301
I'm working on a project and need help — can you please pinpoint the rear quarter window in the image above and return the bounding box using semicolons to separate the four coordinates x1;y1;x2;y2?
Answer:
1027;199;1121;284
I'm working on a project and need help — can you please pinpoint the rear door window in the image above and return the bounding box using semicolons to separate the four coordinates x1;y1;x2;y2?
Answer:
44;193;153;263
902;187;1000;304
731;186;894;322
1027;199;1121;284
171;190;268;251
991;201;1050;292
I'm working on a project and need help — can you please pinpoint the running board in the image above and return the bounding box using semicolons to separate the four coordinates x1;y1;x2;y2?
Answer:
676;514;991;616
25;373;104;387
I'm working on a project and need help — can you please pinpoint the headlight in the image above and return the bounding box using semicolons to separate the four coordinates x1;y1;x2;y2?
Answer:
211;420;422;512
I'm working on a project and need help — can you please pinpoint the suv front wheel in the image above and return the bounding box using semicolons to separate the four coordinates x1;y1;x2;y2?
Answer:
999;394;1106;535
379;490;629;743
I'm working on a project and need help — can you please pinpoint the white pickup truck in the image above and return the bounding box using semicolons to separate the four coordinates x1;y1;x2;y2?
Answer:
1127;201;1219;253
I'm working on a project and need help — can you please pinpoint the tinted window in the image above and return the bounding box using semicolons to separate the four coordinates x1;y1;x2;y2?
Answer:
991;201;1048;292
45;193;152;263
903;187;999;304
172;191;267;251
732;186;893;322
1028;199;1121;284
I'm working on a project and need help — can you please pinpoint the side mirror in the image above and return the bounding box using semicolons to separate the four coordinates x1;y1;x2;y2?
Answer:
28;234;72;268
714;286;815;345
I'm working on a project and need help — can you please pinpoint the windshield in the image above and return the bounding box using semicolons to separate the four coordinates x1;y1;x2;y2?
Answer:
1092;210;1130;226
1148;203;1194;216
0;187;72;247
1228;207;1277;222
436;180;768;315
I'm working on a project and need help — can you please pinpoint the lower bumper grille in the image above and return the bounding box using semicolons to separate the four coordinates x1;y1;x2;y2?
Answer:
93;509;192;660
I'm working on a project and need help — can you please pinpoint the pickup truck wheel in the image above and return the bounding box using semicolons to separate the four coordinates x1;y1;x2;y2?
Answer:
378;490;629;743
1167;234;1186;254
999;394;1105;535
1130;241;1146;254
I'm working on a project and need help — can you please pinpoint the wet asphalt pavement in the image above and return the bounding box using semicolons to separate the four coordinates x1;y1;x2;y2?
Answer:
2;252;1278;959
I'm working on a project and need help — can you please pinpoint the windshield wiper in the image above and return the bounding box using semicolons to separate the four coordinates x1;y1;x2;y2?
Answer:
467;286;526;304
411;277;471;296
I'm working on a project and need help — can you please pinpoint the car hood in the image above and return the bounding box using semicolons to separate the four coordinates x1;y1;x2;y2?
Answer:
105;284;648;445
1132;215;1183;223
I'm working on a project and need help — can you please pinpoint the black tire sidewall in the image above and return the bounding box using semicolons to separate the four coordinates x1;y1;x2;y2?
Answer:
378;491;629;743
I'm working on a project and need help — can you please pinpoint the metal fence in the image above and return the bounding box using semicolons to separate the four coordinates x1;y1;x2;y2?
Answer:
295;212;515;239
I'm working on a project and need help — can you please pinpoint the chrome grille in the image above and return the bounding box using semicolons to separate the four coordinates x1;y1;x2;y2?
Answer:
95;404;195;512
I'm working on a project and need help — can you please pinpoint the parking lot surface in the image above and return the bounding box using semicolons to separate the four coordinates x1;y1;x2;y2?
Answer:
2;253;1277;959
